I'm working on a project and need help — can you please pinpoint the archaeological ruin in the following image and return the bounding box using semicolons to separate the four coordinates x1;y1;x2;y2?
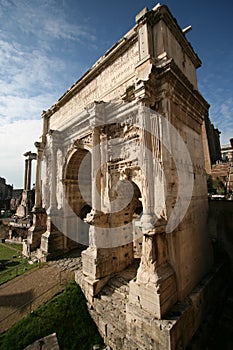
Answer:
17;3;227;349
0;177;13;211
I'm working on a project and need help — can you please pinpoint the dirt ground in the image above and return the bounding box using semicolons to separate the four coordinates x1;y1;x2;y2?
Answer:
0;264;74;333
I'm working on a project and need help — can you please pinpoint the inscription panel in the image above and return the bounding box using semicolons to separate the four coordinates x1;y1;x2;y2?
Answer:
50;41;139;131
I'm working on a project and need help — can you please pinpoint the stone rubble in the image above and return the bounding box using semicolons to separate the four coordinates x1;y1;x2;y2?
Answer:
48;257;82;272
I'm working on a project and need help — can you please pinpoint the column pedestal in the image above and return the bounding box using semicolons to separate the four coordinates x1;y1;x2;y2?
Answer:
77;223;134;303
40;214;66;259
27;208;47;251
128;222;177;319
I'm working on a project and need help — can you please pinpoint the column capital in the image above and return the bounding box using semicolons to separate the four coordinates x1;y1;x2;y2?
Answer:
47;130;63;150
24;151;37;161
86;101;106;127
34;141;44;153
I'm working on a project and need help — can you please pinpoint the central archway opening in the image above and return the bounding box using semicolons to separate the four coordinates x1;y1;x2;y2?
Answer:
64;148;92;246
131;183;143;259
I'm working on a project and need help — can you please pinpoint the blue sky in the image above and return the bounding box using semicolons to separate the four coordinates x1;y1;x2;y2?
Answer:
0;0;232;188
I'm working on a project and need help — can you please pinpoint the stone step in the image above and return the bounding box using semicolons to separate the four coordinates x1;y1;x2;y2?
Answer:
93;275;133;332
99;288;127;308
90;261;140;349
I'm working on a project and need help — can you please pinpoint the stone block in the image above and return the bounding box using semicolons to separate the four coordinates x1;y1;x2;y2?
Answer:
128;262;177;319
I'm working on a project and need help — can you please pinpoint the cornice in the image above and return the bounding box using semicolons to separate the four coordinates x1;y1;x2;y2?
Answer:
154;60;209;126
138;5;201;69
155;59;209;112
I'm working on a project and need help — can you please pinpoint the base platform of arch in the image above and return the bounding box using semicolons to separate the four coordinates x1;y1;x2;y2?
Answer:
84;263;226;350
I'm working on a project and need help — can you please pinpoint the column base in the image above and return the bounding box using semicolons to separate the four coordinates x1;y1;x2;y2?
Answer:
75;269;110;304
78;243;134;301
128;262;177;319
82;244;134;280
26;209;47;252
126;263;226;350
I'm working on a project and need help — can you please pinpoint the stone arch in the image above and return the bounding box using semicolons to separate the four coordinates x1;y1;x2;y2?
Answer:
63;146;92;217
116;169;144;258
63;144;92;246
63;140;92;182
107;176;143;256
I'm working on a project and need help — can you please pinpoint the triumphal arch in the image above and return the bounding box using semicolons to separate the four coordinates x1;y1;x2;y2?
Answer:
28;4;222;349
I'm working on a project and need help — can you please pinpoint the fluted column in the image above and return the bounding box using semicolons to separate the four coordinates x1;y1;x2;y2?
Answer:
47;132;59;214
139;105;156;231
100;130;108;212
92;126;101;212
34;142;43;209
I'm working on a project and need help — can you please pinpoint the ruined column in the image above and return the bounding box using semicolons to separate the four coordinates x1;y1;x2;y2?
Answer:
24;159;29;191
201;119;212;175
24;151;37;191
27;157;32;191
100;130;108;212
21;152;37;215
78;102;120;303
25;147;46;252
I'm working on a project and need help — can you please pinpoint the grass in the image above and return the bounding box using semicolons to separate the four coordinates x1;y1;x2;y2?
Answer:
0;281;105;350
0;243;37;284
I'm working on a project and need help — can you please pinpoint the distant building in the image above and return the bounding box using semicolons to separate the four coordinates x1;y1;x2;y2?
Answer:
204;115;222;165
10;189;23;211
210;139;233;194
0;177;13;210
12;189;23;199
221;139;233;162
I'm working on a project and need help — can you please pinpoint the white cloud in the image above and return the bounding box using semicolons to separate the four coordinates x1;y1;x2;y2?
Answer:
0;0;96;45
0;0;96;126
220;97;233;119
0;94;55;124
0;39;65;95
208;97;233;144
220;130;233;145
199;69;233;146
0;0;96;187
43;17;96;42
0;119;42;188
